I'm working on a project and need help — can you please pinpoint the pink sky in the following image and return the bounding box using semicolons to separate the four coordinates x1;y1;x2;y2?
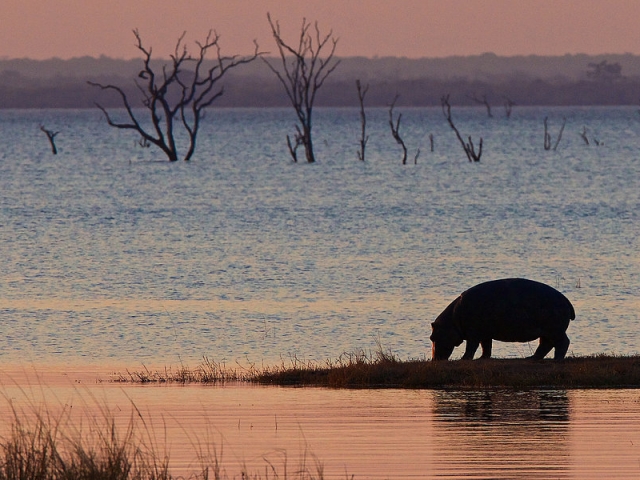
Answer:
3;0;640;60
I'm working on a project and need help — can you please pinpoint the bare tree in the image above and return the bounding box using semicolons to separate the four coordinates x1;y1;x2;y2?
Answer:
580;126;590;145
441;95;482;162
468;93;493;118
543;116;566;151
263;13;340;163
356;79;369;161
88;29;260;162
388;95;407;165
39;125;59;154
503;97;516;119
388;95;419;165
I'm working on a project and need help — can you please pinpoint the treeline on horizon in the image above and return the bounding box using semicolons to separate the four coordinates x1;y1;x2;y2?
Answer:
2;53;640;109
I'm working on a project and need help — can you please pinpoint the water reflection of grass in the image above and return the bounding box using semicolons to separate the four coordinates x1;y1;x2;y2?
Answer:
119;351;640;388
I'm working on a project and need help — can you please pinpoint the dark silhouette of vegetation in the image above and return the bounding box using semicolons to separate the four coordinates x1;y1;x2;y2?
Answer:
120;352;640;389
388;95;407;164
355;79;369;161
388;95;419;165
263;13;340;163
543;116;566;151
88;29;260;161
580;126;590;145
39;125;59;154
6;54;640;108
587;60;622;82
468;93;493;117
503;96;516;118
441;94;482;162
1;395;330;479
258;354;640;388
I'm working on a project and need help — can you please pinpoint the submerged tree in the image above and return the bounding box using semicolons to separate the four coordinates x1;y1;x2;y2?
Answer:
388;95;419;165
543;116;566;151
468;93;493;118
88;29;260;161
263;13;340;163
356;79;369;161
39;125;59;154
441;94;482;162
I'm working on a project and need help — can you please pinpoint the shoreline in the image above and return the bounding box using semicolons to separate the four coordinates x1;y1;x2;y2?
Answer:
114;354;640;389
4;354;640;389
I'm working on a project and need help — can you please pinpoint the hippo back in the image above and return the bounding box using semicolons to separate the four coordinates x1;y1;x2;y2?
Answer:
454;278;574;342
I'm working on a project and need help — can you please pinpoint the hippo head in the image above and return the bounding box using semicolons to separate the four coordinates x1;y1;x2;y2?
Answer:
430;322;463;360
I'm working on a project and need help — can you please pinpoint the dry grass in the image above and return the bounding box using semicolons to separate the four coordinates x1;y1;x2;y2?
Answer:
119;351;640;389
115;357;254;384
0;394;333;480
254;353;640;389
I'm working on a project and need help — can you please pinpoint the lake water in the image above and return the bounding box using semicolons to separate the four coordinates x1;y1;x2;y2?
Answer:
2;369;640;479
0;106;639;477
0;106;638;366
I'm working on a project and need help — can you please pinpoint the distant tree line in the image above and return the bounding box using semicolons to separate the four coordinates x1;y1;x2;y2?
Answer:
3;73;640;109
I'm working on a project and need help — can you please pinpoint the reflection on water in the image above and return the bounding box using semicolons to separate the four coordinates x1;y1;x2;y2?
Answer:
1;371;640;479
432;390;570;479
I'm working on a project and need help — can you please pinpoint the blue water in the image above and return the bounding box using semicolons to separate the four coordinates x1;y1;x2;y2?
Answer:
0;106;638;366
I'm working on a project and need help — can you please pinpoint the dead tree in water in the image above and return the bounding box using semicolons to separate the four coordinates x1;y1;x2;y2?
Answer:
39;125;59;154
441;94;482;162
388;95;419;165
356;79;369;161
263;13;340;163
543;116;566;151
88;29;260;161
468;93;493;118
503;97;516;119
543;118;551;150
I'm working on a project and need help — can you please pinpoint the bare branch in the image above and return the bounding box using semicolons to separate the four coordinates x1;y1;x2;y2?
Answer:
441;94;482;162
89;30;260;161
388;95;408;165
467;93;493;118
580;126;590;145
356;79;369;161
543;116;566;151
39;125;59;155
503;96;516;119
554;118;566;151
264;13;339;163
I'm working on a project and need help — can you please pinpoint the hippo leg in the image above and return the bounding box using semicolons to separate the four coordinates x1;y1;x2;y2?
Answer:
462;339;480;360
553;333;570;360
531;337;555;360
480;339;493;359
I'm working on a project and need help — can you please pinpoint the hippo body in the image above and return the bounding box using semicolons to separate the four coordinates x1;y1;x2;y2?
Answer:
430;278;575;360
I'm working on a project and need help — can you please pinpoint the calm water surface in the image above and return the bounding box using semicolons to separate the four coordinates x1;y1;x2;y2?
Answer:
1;107;639;478
2;370;639;479
0;106;638;366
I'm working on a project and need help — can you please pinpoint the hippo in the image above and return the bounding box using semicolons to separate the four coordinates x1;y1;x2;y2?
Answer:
430;278;575;360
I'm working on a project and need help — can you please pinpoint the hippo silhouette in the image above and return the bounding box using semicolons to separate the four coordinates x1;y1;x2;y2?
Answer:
430;278;575;360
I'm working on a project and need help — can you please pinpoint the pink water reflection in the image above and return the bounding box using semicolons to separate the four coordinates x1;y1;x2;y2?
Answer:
1;368;639;479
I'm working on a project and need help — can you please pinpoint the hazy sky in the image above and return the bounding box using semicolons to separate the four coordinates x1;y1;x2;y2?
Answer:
3;0;640;60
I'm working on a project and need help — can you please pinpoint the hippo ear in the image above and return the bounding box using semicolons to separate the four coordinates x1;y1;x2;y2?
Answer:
431;322;436;328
